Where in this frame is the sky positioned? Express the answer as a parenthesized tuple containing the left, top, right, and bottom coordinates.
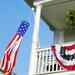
(0, 0, 54, 75)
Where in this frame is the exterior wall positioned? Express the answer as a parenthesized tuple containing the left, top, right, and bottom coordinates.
(64, 33, 75, 43)
(54, 30, 75, 44)
(54, 30, 64, 44)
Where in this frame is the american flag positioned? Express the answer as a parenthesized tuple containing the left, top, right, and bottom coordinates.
(0, 21, 30, 75)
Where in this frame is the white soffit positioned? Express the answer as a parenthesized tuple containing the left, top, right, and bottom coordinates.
(41, 0, 75, 30)
(33, 0, 53, 6)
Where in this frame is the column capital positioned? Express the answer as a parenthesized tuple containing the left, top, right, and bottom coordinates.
(33, 0, 52, 6)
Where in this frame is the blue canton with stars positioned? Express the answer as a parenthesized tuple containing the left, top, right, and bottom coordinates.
(17, 21, 30, 36)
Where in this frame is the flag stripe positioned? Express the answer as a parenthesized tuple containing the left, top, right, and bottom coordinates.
(1, 35, 19, 69)
(0, 21, 29, 74)
(5, 35, 19, 54)
(7, 37, 22, 73)
(4, 35, 21, 72)
(1, 35, 21, 73)
(6, 34, 18, 49)
(7, 46, 20, 75)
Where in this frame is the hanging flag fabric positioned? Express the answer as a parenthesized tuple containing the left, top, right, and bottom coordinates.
(0, 21, 30, 75)
(51, 43, 75, 70)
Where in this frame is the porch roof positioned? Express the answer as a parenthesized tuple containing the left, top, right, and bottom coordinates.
(25, 0, 75, 33)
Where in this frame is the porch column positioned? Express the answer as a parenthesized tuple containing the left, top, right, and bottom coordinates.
(29, 5, 42, 75)
(54, 31, 64, 44)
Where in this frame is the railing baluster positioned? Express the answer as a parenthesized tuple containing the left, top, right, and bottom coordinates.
(51, 51, 53, 72)
(36, 52, 39, 73)
(46, 50, 49, 71)
(37, 52, 40, 73)
(54, 57, 56, 71)
(47, 50, 50, 72)
(40, 51, 43, 73)
(36, 47, 65, 74)
(40, 51, 42, 73)
(48, 50, 50, 72)
(45, 51, 47, 72)
(42, 51, 45, 72)
(58, 64, 60, 71)
(51, 52, 53, 72)
(56, 60, 58, 71)
(38, 51, 41, 73)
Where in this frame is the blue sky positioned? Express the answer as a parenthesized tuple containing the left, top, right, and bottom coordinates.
(0, 0, 53, 75)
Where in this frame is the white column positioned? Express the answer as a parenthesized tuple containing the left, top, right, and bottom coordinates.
(29, 5, 42, 75)
(54, 31, 64, 44)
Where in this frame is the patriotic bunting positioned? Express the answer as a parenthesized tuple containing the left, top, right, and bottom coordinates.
(0, 21, 30, 75)
(51, 43, 75, 70)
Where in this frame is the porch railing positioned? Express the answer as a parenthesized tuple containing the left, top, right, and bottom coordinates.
(35, 47, 66, 74)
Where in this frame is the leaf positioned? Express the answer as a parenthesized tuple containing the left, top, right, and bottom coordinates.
(65, 9, 75, 31)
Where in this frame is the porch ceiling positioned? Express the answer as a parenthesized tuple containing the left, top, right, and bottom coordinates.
(42, 0, 75, 30)
(25, 0, 75, 32)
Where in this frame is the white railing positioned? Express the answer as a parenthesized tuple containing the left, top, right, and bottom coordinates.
(35, 47, 66, 75)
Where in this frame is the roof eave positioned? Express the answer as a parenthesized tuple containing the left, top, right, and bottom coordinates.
(24, 0, 54, 31)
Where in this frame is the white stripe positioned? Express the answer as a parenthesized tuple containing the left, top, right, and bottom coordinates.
(7, 37, 22, 71)
(0, 43, 15, 70)
(2, 53, 7, 70)
(0, 56, 4, 68)
(66, 49, 75, 55)
(0, 35, 20, 71)
(5, 35, 19, 54)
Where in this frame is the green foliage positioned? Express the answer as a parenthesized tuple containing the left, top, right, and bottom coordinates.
(14, 73, 16, 75)
(65, 9, 75, 31)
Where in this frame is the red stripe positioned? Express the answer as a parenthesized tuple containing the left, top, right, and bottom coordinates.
(1, 34, 21, 74)
(5, 36, 21, 74)
(11, 46, 20, 68)
(64, 44, 75, 51)
(1, 55, 5, 68)
(4, 48, 13, 72)
(6, 34, 18, 49)
(1, 34, 20, 72)
(8, 46, 20, 74)
(16, 35, 21, 41)
(4, 53, 9, 72)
